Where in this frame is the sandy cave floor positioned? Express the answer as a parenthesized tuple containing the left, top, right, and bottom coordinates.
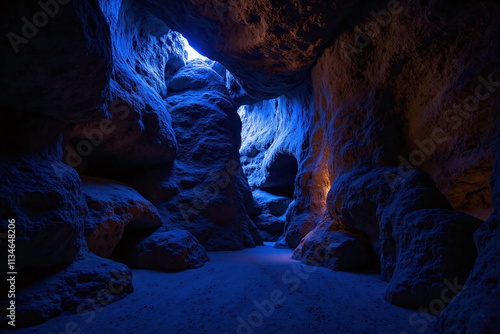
(13, 243, 427, 334)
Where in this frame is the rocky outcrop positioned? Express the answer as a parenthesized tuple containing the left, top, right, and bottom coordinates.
(132, 0, 394, 102)
(81, 176, 162, 258)
(115, 229, 209, 271)
(292, 219, 369, 272)
(1, 252, 133, 328)
(0, 140, 86, 271)
(436, 115, 500, 332)
(62, 1, 181, 174)
(133, 59, 257, 250)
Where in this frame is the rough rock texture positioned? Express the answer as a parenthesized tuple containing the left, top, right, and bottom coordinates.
(115, 229, 209, 271)
(241, 0, 499, 246)
(0, 141, 86, 271)
(327, 166, 482, 307)
(292, 219, 369, 272)
(385, 209, 481, 308)
(81, 176, 162, 258)
(133, 0, 393, 102)
(62, 1, 182, 174)
(252, 213, 284, 235)
(1, 0, 205, 328)
(436, 114, 500, 332)
(252, 189, 292, 218)
(2, 0, 500, 330)
(0, 252, 133, 328)
(133, 59, 257, 250)
(0, 1, 109, 121)
(239, 80, 327, 249)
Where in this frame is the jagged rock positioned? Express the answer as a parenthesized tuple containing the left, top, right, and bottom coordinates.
(133, 60, 257, 250)
(118, 229, 209, 271)
(252, 189, 293, 218)
(0, 252, 133, 328)
(81, 176, 162, 258)
(0, 142, 86, 271)
(292, 219, 369, 272)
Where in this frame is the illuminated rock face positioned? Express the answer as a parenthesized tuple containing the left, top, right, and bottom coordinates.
(132, 59, 258, 250)
(131, 0, 390, 102)
(224, 0, 500, 325)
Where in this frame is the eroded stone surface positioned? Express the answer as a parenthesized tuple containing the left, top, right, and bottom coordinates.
(82, 176, 162, 258)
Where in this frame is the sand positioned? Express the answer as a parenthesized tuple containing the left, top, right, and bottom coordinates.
(13, 243, 425, 334)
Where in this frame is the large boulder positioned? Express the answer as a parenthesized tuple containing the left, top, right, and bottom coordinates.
(116, 229, 209, 271)
(326, 167, 482, 308)
(252, 189, 293, 218)
(81, 176, 162, 258)
(0, 252, 133, 328)
(292, 219, 369, 272)
(436, 112, 500, 333)
(0, 141, 87, 271)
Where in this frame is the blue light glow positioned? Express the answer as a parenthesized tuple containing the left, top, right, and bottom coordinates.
(182, 37, 206, 60)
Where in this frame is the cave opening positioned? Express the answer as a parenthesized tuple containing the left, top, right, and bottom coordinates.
(181, 36, 206, 61)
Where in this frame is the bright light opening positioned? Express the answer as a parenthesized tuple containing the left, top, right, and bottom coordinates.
(182, 37, 206, 61)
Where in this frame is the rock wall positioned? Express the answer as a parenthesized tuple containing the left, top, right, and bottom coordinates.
(0, 0, 254, 327)
(1, 0, 499, 331)
(235, 0, 500, 328)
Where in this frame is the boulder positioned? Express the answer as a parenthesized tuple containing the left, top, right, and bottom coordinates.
(384, 209, 482, 308)
(436, 115, 500, 332)
(252, 189, 293, 218)
(252, 213, 285, 235)
(118, 229, 209, 271)
(0, 252, 133, 328)
(81, 176, 163, 258)
(292, 219, 369, 272)
(0, 142, 87, 271)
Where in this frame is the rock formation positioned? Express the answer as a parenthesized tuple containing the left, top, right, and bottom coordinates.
(1, 0, 499, 331)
